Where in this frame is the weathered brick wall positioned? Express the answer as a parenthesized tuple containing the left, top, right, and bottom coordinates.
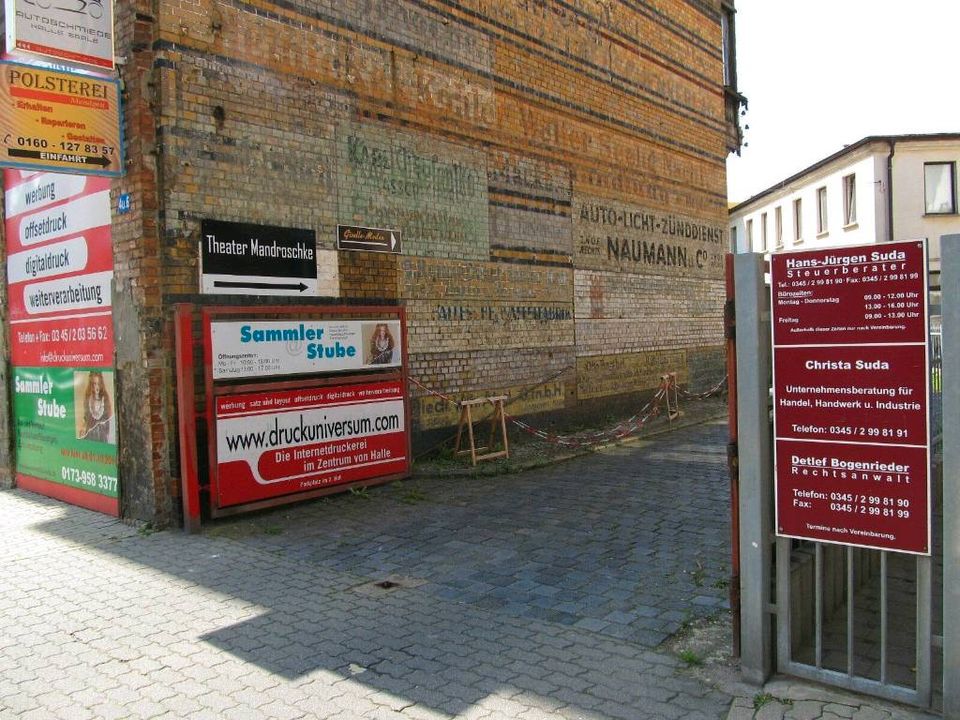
(112, 0, 175, 524)
(109, 0, 730, 523)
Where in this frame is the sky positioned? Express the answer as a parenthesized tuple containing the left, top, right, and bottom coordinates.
(726, 0, 960, 204)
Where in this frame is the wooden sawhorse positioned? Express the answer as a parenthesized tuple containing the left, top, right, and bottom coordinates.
(454, 396, 510, 466)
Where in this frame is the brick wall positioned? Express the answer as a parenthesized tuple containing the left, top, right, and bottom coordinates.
(107, 0, 731, 523)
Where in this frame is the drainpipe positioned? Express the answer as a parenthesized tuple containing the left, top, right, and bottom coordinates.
(886, 140, 895, 242)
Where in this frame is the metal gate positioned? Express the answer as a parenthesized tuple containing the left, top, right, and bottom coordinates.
(732, 240, 959, 714)
(774, 540, 935, 706)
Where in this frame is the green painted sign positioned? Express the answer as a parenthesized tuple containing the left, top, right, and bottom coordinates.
(13, 366, 118, 498)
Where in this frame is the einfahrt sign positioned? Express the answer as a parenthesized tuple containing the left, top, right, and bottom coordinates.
(771, 240, 931, 554)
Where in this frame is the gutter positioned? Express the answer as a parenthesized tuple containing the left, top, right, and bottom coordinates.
(886, 139, 895, 242)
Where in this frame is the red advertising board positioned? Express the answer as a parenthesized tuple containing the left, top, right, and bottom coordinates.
(5, 171, 114, 369)
(214, 379, 409, 508)
(5, 169, 118, 517)
(771, 241, 930, 554)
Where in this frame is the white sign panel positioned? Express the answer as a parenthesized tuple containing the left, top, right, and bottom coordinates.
(5, 0, 115, 70)
(211, 319, 402, 380)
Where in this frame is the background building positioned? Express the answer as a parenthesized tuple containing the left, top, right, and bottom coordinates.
(729, 133, 960, 313)
(2, 0, 743, 524)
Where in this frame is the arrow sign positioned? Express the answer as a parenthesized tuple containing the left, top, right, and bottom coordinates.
(337, 225, 403, 254)
(214, 280, 308, 292)
(200, 219, 318, 296)
(8, 148, 111, 167)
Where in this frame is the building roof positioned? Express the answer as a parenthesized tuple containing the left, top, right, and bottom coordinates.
(729, 133, 960, 214)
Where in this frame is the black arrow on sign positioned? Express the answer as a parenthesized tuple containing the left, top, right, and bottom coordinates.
(8, 148, 111, 167)
(214, 280, 309, 292)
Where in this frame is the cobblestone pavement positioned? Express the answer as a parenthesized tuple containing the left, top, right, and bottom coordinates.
(0, 419, 937, 719)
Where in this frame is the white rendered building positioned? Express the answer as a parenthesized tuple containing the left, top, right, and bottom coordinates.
(729, 134, 960, 313)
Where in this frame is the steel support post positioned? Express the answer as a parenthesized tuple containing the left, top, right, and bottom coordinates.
(735, 253, 773, 683)
(942, 234, 960, 718)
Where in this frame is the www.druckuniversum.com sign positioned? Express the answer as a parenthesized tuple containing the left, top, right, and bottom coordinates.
(211, 319, 402, 380)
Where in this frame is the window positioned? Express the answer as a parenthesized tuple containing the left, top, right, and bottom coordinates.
(843, 174, 857, 226)
(793, 198, 802, 242)
(730, 225, 738, 252)
(760, 212, 768, 250)
(925, 162, 956, 214)
(816, 186, 828, 234)
(746, 218, 753, 249)
(774, 206, 783, 248)
(721, 2, 737, 88)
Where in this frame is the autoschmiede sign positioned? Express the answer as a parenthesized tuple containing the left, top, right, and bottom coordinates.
(211, 319, 402, 379)
(4, 0, 115, 70)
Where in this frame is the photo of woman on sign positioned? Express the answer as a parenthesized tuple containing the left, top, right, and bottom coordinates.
(367, 323, 395, 365)
(76, 371, 115, 443)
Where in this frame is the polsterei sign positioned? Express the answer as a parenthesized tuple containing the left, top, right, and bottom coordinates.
(214, 380, 409, 507)
(770, 240, 930, 554)
(0, 61, 123, 176)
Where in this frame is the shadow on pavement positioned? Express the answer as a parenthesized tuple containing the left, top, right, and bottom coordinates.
(6, 419, 734, 719)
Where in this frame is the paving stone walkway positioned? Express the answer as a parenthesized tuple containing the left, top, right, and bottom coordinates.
(0, 419, 937, 719)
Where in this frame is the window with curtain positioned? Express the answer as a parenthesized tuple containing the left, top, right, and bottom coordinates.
(924, 162, 956, 214)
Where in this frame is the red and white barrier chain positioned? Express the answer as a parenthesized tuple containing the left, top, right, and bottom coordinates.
(676, 374, 728, 400)
(409, 371, 727, 450)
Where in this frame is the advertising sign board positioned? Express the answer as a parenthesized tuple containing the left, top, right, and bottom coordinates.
(337, 224, 402, 254)
(771, 240, 930, 554)
(210, 318, 402, 379)
(214, 379, 409, 507)
(0, 61, 123, 176)
(200, 219, 318, 295)
(5, 168, 118, 515)
(4, 0, 115, 70)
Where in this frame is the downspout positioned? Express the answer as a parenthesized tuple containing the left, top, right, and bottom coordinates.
(886, 140, 895, 242)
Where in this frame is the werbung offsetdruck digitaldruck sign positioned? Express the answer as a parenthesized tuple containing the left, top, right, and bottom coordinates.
(211, 319, 402, 379)
(5, 169, 118, 516)
(771, 240, 930, 554)
(214, 380, 409, 507)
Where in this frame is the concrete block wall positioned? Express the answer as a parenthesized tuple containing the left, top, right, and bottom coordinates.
(105, 0, 731, 523)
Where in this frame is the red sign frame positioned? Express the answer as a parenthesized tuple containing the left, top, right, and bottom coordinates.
(771, 240, 931, 554)
(174, 304, 410, 524)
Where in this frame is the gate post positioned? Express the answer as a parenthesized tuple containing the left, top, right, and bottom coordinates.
(942, 234, 960, 718)
(734, 253, 773, 683)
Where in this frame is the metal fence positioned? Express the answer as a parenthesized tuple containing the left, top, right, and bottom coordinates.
(733, 250, 952, 712)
